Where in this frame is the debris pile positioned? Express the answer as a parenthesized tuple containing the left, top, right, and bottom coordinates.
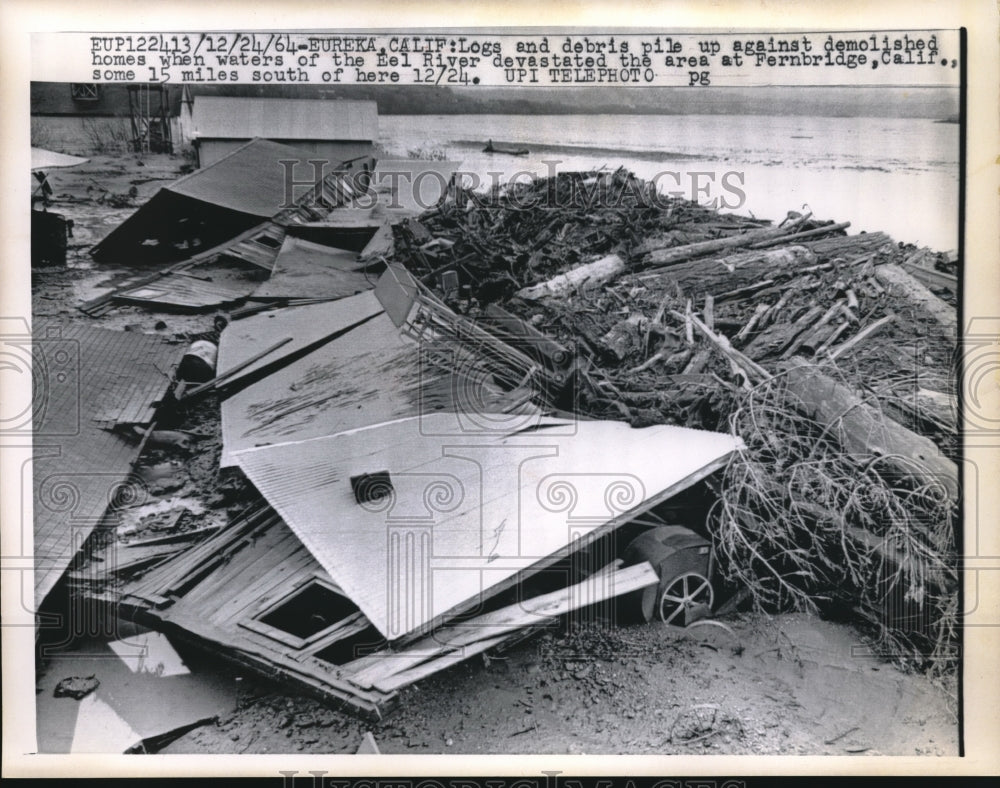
(387, 167, 959, 673)
(40, 157, 959, 726)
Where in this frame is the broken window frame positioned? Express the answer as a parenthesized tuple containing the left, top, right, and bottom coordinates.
(240, 574, 363, 650)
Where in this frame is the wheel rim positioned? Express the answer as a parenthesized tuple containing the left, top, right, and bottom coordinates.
(658, 571, 713, 626)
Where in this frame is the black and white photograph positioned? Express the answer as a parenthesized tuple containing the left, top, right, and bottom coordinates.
(2, 1, 998, 778)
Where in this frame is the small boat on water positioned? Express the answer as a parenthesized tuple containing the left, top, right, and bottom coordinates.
(483, 139, 529, 156)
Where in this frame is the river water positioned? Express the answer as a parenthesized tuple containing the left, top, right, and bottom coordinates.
(378, 114, 959, 252)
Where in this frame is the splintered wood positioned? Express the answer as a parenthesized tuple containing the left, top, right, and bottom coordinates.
(387, 168, 958, 672)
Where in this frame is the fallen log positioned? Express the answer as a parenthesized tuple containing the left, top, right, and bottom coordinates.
(515, 253, 626, 300)
(640, 217, 809, 267)
(903, 264, 958, 292)
(750, 220, 851, 248)
(779, 358, 958, 502)
(882, 386, 958, 434)
(805, 231, 891, 258)
(874, 264, 956, 334)
(899, 248, 958, 291)
(652, 244, 817, 283)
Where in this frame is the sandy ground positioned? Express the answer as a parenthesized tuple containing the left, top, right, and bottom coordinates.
(32, 152, 959, 757)
(163, 613, 957, 756)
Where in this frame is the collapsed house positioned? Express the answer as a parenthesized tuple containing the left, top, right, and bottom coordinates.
(80, 149, 458, 318)
(90, 137, 375, 265)
(44, 155, 959, 727)
(100, 263, 742, 717)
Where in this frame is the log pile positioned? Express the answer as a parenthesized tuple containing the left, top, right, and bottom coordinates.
(387, 168, 960, 674)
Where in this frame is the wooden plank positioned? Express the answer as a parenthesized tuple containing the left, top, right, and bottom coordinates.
(348, 561, 657, 688)
(371, 634, 511, 694)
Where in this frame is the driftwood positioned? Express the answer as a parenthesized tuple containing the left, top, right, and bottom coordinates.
(750, 220, 850, 248)
(781, 300, 844, 359)
(742, 306, 821, 360)
(900, 248, 958, 292)
(779, 358, 958, 502)
(516, 253, 626, 299)
(640, 217, 809, 267)
(874, 264, 956, 334)
(648, 244, 817, 287)
(814, 321, 851, 355)
(826, 313, 896, 360)
(882, 386, 958, 433)
(672, 311, 770, 384)
(601, 313, 648, 360)
(734, 303, 770, 342)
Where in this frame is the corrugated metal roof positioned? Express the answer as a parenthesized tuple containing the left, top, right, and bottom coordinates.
(31, 323, 183, 605)
(232, 415, 743, 640)
(166, 138, 322, 218)
(193, 97, 378, 142)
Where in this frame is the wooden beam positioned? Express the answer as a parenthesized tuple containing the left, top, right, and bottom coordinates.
(359, 561, 659, 692)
